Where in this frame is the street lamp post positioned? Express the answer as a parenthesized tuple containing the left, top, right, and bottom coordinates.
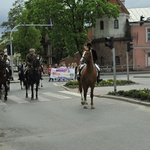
(10, 23, 53, 80)
(10, 23, 21, 80)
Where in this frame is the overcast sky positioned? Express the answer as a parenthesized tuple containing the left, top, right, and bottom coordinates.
(0, 0, 150, 35)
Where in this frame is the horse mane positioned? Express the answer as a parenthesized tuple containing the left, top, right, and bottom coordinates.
(0, 60, 6, 71)
(32, 58, 40, 69)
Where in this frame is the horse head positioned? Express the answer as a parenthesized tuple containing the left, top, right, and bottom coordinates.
(32, 58, 40, 69)
(80, 49, 92, 64)
(0, 60, 6, 71)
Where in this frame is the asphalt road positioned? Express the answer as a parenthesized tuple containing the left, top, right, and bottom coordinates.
(0, 73, 150, 150)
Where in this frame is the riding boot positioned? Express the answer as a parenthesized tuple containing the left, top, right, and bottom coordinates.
(77, 69, 81, 81)
(18, 73, 21, 80)
(40, 70, 43, 80)
(97, 70, 101, 83)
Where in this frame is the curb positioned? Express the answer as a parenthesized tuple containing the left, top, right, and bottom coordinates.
(61, 85, 150, 107)
(95, 94, 150, 107)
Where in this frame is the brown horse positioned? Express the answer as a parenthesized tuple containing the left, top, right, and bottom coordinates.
(24, 58, 41, 100)
(78, 48, 97, 109)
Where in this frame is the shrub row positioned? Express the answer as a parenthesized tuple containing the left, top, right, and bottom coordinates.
(64, 79, 136, 88)
(108, 88, 150, 101)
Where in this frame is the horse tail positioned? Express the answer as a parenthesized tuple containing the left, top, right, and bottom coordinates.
(78, 82, 82, 93)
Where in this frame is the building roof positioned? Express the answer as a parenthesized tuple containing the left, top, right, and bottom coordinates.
(109, 0, 129, 14)
(128, 7, 150, 22)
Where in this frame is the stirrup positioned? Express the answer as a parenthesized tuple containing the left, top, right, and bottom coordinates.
(97, 78, 102, 83)
(77, 75, 80, 81)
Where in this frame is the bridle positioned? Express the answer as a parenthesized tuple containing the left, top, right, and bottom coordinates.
(80, 50, 87, 64)
(80, 49, 92, 64)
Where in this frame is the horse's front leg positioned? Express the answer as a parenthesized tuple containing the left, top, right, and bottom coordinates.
(90, 87, 95, 109)
(35, 84, 38, 100)
(4, 84, 7, 101)
(83, 88, 88, 109)
(20, 81, 23, 89)
(79, 84, 84, 105)
(80, 91, 84, 105)
(25, 83, 28, 98)
(31, 84, 34, 100)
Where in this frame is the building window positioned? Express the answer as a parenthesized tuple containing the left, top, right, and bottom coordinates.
(147, 28, 150, 42)
(100, 21, 104, 30)
(115, 56, 120, 65)
(114, 20, 119, 29)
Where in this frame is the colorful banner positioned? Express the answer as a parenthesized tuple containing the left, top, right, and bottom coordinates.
(50, 68, 75, 80)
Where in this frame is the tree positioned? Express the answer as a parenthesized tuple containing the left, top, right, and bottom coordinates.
(0, 0, 43, 60)
(13, 26, 42, 60)
(24, 0, 120, 58)
(0, 0, 26, 46)
(1, 0, 120, 62)
(1, 0, 25, 30)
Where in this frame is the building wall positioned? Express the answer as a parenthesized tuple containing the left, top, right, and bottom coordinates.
(90, 9, 132, 70)
(94, 13, 129, 39)
(131, 24, 150, 70)
(92, 39, 132, 68)
(59, 53, 81, 67)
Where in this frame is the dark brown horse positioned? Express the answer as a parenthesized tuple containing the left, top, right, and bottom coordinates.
(78, 48, 97, 109)
(24, 58, 41, 100)
(0, 59, 8, 101)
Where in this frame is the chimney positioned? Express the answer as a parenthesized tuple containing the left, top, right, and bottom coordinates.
(120, 0, 125, 5)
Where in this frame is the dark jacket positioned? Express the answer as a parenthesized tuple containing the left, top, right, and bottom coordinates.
(26, 53, 36, 66)
(91, 49, 98, 63)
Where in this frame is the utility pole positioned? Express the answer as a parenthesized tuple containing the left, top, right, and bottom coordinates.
(105, 37, 116, 92)
(126, 41, 133, 81)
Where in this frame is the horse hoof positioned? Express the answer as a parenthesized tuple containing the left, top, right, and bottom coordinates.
(31, 98, 34, 100)
(4, 97, 7, 101)
(91, 105, 95, 109)
(81, 101, 84, 105)
(83, 105, 88, 109)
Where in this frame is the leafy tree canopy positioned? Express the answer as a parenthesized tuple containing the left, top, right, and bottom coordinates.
(24, 0, 120, 57)
(1, 0, 120, 62)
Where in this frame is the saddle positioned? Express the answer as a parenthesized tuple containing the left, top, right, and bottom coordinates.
(79, 64, 98, 75)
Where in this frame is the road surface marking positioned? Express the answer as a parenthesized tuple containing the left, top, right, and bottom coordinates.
(43, 92, 70, 99)
(0, 100, 7, 105)
(38, 96, 51, 102)
(59, 91, 90, 97)
(8, 95, 29, 104)
(59, 91, 81, 97)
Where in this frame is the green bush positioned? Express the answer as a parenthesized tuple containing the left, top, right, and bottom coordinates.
(64, 79, 136, 88)
(108, 88, 150, 102)
(64, 80, 78, 88)
(64, 80, 150, 102)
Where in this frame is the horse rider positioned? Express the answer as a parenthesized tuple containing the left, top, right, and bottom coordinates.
(77, 42, 101, 83)
(0, 52, 11, 89)
(24, 48, 37, 75)
(3, 53, 13, 80)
